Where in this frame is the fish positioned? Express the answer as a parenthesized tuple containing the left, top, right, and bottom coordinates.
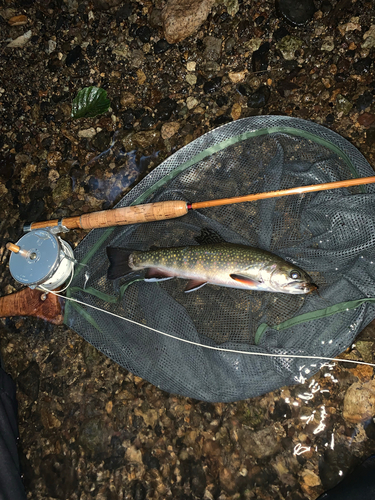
(106, 234, 317, 294)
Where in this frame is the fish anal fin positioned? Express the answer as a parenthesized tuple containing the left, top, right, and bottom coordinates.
(144, 268, 174, 282)
(184, 279, 207, 293)
(230, 274, 260, 287)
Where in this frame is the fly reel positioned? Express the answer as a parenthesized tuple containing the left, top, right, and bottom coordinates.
(7, 228, 75, 292)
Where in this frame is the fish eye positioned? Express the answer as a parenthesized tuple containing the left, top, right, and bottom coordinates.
(290, 270, 301, 280)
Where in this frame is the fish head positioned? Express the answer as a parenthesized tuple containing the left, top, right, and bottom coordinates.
(268, 262, 317, 295)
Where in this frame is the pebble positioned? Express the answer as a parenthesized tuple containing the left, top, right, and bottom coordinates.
(252, 42, 270, 72)
(186, 61, 196, 72)
(162, 0, 216, 44)
(155, 97, 177, 121)
(358, 112, 375, 128)
(231, 102, 242, 120)
(78, 127, 97, 139)
(203, 36, 222, 61)
(277, 35, 303, 60)
(161, 122, 180, 139)
(154, 39, 171, 54)
(186, 73, 197, 86)
(130, 49, 145, 67)
(335, 94, 353, 115)
(136, 25, 151, 43)
(65, 45, 82, 66)
(203, 76, 221, 94)
(355, 90, 374, 111)
(6, 29, 32, 48)
(276, 0, 316, 26)
(248, 85, 271, 108)
(343, 379, 375, 423)
(228, 70, 247, 83)
(321, 36, 335, 51)
(17, 361, 40, 401)
(186, 96, 199, 109)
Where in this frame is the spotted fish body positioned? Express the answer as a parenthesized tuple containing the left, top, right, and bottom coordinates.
(107, 242, 317, 294)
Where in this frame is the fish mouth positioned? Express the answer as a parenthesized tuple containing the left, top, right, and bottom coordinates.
(283, 282, 318, 293)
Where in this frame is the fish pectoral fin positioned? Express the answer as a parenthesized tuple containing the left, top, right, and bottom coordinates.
(230, 274, 261, 286)
(144, 268, 174, 282)
(184, 280, 208, 293)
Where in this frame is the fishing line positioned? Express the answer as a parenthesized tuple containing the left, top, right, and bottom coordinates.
(49, 290, 375, 369)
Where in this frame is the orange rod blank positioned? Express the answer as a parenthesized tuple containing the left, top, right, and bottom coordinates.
(191, 175, 375, 210)
(24, 175, 375, 232)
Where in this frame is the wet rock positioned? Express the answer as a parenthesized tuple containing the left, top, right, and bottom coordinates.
(52, 177, 72, 205)
(115, 2, 132, 22)
(277, 35, 303, 60)
(92, 0, 123, 11)
(149, 8, 163, 28)
(140, 114, 155, 130)
(162, 0, 216, 44)
(136, 25, 151, 44)
(79, 417, 109, 456)
(248, 85, 271, 108)
(92, 129, 112, 151)
(19, 197, 46, 222)
(273, 26, 290, 42)
(130, 49, 145, 67)
(154, 39, 171, 54)
(276, 0, 316, 26)
(155, 97, 177, 121)
(353, 57, 372, 74)
(225, 36, 236, 55)
(17, 361, 40, 401)
(355, 91, 373, 112)
(343, 379, 375, 423)
(161, 121, 180, 139)
(203, 76, 221, 94)
(122, 109, 136, 129)
(335, 94, 353, 115)
(130, 481, 147, 500)
(40, 454, 78, 500)
(78, 127, 96, 139)
(228, 70, 246, 83)
(65, 45, 82, 66)
(252, 42, 270, 72)
(203, 36, 222, 61)
(358, 112, 375, 128)
(0, 152, 15, 181)
(319, 445, 356, 490)
(239, 425, 283, 458)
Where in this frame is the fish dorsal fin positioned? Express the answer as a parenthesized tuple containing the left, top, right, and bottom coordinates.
(230, 274, 261, 287)
(195, 228, 226, 245)
(184, 280, 207, 293)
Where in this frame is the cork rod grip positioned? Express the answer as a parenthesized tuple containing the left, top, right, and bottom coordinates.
(27, 200, 189, 231)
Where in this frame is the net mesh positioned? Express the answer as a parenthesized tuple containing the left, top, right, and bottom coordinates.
(65, 116, 375, 402)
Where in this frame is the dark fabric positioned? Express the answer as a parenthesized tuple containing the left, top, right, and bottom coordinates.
(0, 368, 27, 500)
(317, 455, 375, 500)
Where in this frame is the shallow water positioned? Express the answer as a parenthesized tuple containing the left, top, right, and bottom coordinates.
(1, 0, 375, 498)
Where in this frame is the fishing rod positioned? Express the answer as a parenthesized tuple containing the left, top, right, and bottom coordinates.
(22, 175, 375, 232)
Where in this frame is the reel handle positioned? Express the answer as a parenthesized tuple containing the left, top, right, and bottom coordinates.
(25, 200, 189, 231)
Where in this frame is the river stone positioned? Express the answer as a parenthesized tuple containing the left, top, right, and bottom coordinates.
(248, 85, 271, 108)
(17, 361, 40, 401)
(276, 0, 316, 26)
(203, 36, 222, 61)
(162, 0, 216, 44)
(343, 379, 375, 423)
(238, 424, 283, 458)
(277, 35, 303, 60)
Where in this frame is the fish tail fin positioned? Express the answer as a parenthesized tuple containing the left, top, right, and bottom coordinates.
(106, 247, 133, 280)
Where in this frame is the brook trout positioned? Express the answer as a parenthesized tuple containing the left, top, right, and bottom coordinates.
(106, 242, 317, 294)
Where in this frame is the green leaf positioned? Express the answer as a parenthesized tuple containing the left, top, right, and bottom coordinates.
(71, 86, 111, 119)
